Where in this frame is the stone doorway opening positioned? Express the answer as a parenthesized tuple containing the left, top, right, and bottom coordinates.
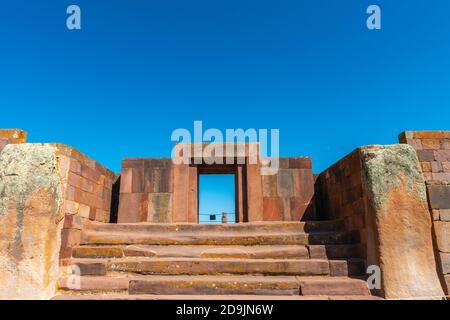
(197, 165, 247, 224)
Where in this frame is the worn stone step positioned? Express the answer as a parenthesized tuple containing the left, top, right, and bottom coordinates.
(308, 244, 365, 259)
(84, 220, 346, 234)
(57, 275, 302, 296)
(65, 257, 330, 276)
(128, 275, 301, 295)
(57, 275, 373, 297)
(58, 276, 129, 294)
(52, 294, 331, 300)
(329, 259, 366, 276)
(297, 277, 370, 296)
(81, 231, 347, 246)
(52, 294, 383, 300)
(72, 245, 310, 259)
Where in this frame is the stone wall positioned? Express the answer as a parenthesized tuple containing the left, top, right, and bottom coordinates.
(118, 158, 173, 223)
(400, 131, 450, 296)
(0, 142, 115, 299)
(399, 131, 450, 181)
(55, 144, 115, 259)
(315, 149, 366, 246)
(117, 144, 315, 223)
(262, 158, 315, 221)
(427, 181, 450, 294)
(0, 129, 27, 152)
(315, 144, 444, 299)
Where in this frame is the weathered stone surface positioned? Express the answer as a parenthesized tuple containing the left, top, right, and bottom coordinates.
(440, 209, 450, 221)
(435, 222, 450, 252)
(0, 144, 64, 299)
(439, 253, 450, 274)
(147, 193, 172, 223)
(427, 184, 450, 209)
(361, 144, 444, 299)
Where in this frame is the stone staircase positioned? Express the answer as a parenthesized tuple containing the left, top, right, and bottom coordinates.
(54, 220, 380, 300)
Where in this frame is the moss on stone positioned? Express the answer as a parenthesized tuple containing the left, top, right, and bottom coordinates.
(0, 143, 63, 219)
(361, 144, 426, 209)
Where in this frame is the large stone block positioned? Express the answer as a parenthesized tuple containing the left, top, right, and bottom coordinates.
(147, 193, 172, 223)
(0, 144, 64, 299)
(118, 193, 147, 223)
(361, 144, 444, 299)
(440, 252, 450, 274)
(435, 222, 450, 253)
(427, 183, 450, 209)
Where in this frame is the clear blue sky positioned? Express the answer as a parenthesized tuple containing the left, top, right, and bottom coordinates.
(199, 174, 235, 224)
(1, 1, 449, 173)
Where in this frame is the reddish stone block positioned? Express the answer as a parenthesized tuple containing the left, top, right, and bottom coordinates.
(59, 246, 72, 259)
(435, 150, 450, 162)
(246, 163, 264, 222)
(61, 229, 81, 247)
(406, 139, 423, 150)
(440, 209, 450, 221)
(118, 193, 147, 223)
(278, 158, 289, 169)
(69, 159, 81, 174)
(435, 222, 450, 252)
(423, 172, 433, 181)
(421, 162, 432, 172)
(428, 184, 450, 209)
(262, 175, 277, 197)
(65, 186, 81, 203)
(120, 168, 132, 193)
(263, 197, 283, 221)
(172, 164, 189, 223)
(187, 165, 198, 223)
(144, 161, 173, 193)
(131, 167, 144, 193)
(430, 162, 442, 173)
(80, 164, 101, 182)
(440, 253, 450, 274)
(422, 139, 441, 150)
(79, 204, 90, 219)
(290, 198, 307, 221)
(329, 260, 349, 276)
(63, 215, 84, 230)
(442, 162, 450, 172)
(80, 177, 94, 193)
(89, 207, 96, 220)
(417, 150, 435, 162)
(432, 173, 450, 181)
(64, 200, 79, 215)
(277, 169, 295, 197)
(413, 131, 450, 139)
(289, 157, 312, 169)
(122, 158, 144, 169)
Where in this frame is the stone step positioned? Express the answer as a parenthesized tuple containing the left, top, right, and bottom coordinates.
(64, 257, 331, 276)
(57, 275, 371, 297)
(297, 277, 370, 296)
(329, 259, 366, 276)
(52, 294, 331, 300)
(84, 220, 346, 234)
(81, 231, 347, 246)
(308, 244, 365, 259)
(58, 275, 301, 296)
(72, 244, 310, 259)
(58, 276, 129, 294)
